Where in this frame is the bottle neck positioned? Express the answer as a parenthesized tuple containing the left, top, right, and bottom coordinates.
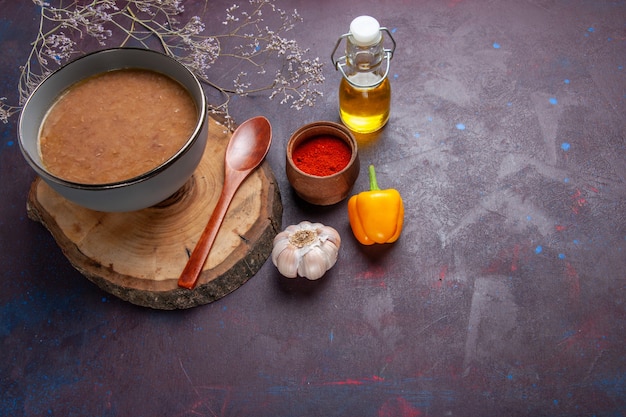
(345, 37, 385, 77)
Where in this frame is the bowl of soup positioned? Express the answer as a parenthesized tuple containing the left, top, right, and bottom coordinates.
(18, 48, 208, 212)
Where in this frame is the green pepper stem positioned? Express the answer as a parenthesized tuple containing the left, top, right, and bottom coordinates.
(368, 164, 380, 191)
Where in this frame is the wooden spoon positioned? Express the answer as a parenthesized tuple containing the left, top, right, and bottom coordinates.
(178, 116, 272, 289)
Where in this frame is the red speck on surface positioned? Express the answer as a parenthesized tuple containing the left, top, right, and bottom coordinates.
(378, 396, 423, 417)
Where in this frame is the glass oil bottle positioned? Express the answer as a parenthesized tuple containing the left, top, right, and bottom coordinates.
(332, 16, 396, 134)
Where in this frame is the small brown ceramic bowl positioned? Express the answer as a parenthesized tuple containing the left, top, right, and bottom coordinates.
(286, 121, 360, 205)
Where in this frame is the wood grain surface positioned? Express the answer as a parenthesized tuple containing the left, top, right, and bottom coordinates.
(26, 117, 282, 309)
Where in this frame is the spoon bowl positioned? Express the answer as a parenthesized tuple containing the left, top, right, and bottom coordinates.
(178, 116, 272, 289)
(226, 117, 273, 171)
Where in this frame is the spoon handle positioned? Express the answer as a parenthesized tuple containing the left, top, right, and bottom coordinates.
(178, 172, 244, 289)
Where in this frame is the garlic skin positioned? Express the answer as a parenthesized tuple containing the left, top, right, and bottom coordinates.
(271, 221, 341, 280)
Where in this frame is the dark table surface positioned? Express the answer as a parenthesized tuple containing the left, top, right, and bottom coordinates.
(2, 1, 626, 416)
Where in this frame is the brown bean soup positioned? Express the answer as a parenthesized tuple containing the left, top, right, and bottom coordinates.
(39, 68, 198, 184)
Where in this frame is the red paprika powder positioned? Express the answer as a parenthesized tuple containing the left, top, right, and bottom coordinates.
(292, 135, 352, 177)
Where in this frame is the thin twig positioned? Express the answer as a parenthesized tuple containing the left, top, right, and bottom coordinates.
(1, 0, 324, 125)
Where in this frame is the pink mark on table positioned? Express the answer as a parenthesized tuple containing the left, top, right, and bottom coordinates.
(483, 244, 524, 275)
(510, 244, 520, 272)
(322, 375, 385, 386)
(558, 316, 610, 352)
(378, 396, 423, 417)
(564, 261, 581, 301)
(439, 264, 448, 281)
(355, 265, 387, 287)
(571, 189, 588, 214)
(433, 264, 450, 289)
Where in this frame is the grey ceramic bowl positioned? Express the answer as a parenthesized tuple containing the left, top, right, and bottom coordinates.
(18, 48, 208, 212)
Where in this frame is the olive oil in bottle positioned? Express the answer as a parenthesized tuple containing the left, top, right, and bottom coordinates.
(339, 76, 390, 134)
(332, 16, 396, 134)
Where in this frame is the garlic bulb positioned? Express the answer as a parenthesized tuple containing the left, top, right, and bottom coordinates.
(271, 221, 341, 280)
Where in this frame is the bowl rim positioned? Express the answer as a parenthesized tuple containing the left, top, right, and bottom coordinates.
(286, 121, 358, 178)
(18, 47, 207, 191)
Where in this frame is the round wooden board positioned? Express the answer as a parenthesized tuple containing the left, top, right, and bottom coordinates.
(26, 116, 283, 310)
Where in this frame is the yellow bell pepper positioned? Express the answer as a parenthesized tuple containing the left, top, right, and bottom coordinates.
(348, 165, 404, 245)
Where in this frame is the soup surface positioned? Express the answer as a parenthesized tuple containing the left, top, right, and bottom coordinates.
(39, 68, 198, 184)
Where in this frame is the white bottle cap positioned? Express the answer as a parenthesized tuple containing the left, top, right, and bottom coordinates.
(349, 15, 382, 46)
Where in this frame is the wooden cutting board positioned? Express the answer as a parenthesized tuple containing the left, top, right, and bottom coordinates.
(26, 116, 282, 309)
